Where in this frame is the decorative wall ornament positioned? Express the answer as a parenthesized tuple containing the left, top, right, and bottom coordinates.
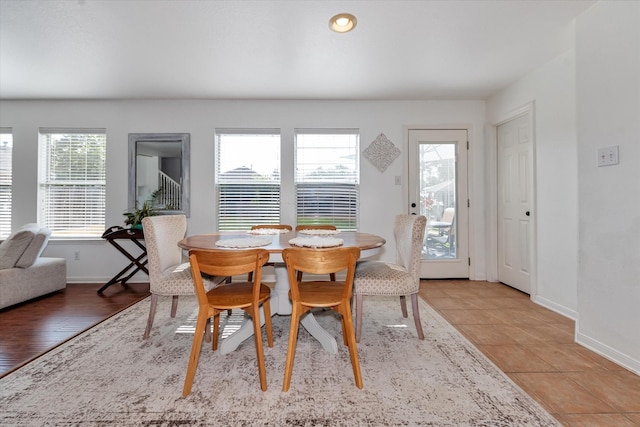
(363, 133, 401, 172)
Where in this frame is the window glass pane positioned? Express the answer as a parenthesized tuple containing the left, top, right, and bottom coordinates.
(0, 131, 12, 239)
(215, 130, 281, 230)
(295, 130, 359, 230)
(420, 143, 457, 260)
(38, 130, 106, 238)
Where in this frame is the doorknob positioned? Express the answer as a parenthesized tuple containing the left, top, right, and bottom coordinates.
(525, 211, 530, 216)
(411, 203, 416, 208)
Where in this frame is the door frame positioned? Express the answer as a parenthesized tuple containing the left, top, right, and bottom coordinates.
(489, 102, 538, 297)
(403, 125, 474, 279)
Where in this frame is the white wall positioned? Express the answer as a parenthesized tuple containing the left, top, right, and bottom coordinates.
(486, 48, 579, 319)
(0, 99, 487, 282)
(574, 1, 640, 374)
(486, 0, 640, 374)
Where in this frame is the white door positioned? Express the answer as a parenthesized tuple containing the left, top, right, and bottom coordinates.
(497, 113, 532, 294)
(408, 129, 469, 278)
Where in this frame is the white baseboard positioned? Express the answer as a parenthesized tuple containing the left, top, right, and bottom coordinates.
(531, 294, 577, 320)
(575, 329, 640, 376)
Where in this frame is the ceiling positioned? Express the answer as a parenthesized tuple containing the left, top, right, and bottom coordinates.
(0, 0, 596, 101)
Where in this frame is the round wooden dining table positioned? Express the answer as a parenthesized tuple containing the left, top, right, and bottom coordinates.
(178, 230, 385, 354)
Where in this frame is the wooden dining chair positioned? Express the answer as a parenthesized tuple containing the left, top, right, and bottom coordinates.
(294, 224, 337, 231)
(246, 224, 293, 281)
(251, 224, 293, 231)
(353, 214, 427, 342)
(182, 248, 273, 396)
(281, 246, 362, 392)
(294, 224, 338, 282)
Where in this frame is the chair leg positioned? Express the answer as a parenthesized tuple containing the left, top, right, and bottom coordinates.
(340, 310, 348, 346)
(340, 301, 363, 389)
(282, 303, 301, 392)
(212, 313, 220, 351)
(263, 300, 274, 347)
(251, 305, 268, 391)
(143, 294, 159, 339)
(204, 317, 212, 343)
(410, 293, 425, 340)
(171, 295, 179, 317)
(355, 294, 363, 343)
(182, 311, 208, 397)
(400, 295, 408, 318)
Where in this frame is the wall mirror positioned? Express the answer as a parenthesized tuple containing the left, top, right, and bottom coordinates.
(128, 133, 190, 216)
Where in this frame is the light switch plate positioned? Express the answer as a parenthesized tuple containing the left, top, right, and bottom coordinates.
(597, 145, 619, 167)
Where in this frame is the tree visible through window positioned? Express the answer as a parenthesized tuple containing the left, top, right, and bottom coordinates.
(295, 129, 359, 230)
(38, 129, 106, 238)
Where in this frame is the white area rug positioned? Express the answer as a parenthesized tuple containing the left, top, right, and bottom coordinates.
(0, 294, 559, 426)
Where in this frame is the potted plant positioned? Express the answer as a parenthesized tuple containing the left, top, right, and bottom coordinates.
(123, 200, 158, 229)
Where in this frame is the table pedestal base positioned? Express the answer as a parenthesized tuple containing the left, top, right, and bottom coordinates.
(218, 263, 338, 355)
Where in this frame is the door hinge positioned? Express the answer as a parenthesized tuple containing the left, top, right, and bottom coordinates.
(467, 199, 470, 208)
(468, 257, 471, 266)
(467, 140, 469, 150)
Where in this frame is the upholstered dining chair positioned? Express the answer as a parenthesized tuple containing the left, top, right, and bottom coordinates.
(294, 224, 338, 282)
(281, 246, 362, 392)
(141, 215, 224, 340)
(353, 214, 427, 342)
(183, 248, 273, 395)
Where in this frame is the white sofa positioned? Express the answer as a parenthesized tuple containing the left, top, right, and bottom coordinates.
(0, 224, 66, 310)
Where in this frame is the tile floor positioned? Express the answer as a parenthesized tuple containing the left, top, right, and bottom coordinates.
(419, 279, 640, 427)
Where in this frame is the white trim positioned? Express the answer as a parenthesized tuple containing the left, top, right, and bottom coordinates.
(38, 127, 106, 135)
(576, 329, 640, 376)
(532, 294, 577, 320)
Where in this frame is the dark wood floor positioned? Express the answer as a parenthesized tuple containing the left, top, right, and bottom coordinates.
(0, 282, 150, 377)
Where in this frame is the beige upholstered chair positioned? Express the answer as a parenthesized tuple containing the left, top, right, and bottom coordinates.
(353, 214, 427, 342)
(281, 246, 362, 392)
(141, 215, 223, 339)
(183, 248, 273, 395)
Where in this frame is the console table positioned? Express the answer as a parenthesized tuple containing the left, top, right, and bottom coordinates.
(98, 226, 148, 294)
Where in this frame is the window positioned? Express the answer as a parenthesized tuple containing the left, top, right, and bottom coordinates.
(0, 129, 12, 239)
(215, 129, 281, 230)
(38, 129, 106, 238)
(295, 129, 359, 230)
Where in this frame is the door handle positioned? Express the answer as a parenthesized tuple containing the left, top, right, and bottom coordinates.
(411, 203, 416, 208)
(525, 211, 530, 216)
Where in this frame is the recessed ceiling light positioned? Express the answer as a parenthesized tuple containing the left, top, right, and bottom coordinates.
(329, 13, 357, 33)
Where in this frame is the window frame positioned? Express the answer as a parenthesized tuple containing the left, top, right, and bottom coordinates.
(38, 128, 107, 239)
(214, 129, 282, 231)
(0, 128, 12, 239)
(294, 128, 360, 231)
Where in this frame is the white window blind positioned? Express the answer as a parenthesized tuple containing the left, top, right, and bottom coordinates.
(215, 129, 281, 230)
(295, 129, 359, 231)
(38, 129, 106, 238)
(0, 129, 12, 239)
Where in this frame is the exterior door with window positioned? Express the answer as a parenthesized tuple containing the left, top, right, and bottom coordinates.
(408, 129, 469, 278)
